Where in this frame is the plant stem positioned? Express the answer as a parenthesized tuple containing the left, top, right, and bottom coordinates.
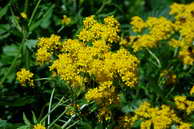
(28, 0, 41, 27)
(145, 47, 162, 68)
(48, 88, 55, 128)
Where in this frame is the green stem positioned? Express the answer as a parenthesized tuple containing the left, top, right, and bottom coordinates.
(145, 47, 162, 68)
(48, 109, 67, 128)
(28, 0, 41, 27)
(96, 0, 111, 14)
(35, 78, 51, 81)
(40, 97, 70, 123)
(48, 88, 55, 128)
(66, 120, 79, 129)
(24, 0, 28, 12)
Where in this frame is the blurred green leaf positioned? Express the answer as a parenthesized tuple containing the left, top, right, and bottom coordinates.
(0, 1, 11, 19)
(24, 40, 37, 50)
(23, 113, 31, 126)
(2, 44, 19, 57)
(29, 4, 55, 32)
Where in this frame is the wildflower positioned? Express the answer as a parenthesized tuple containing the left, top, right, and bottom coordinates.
(190, 85, 194, 95)
(35, 34, 61, 64)
(135, 101, 182, 129)
(169, 39, 184, 48)
(97, 107, 112, 122)
(35, 47, 52, 64)
(78, 16, 120, 43)
(37, 34, 61, 50)
(177, 122, 192, 129)
(174, 96, 194, 114)
(33, 124, 46, 129)
(83, 15, 97, 29)
(20, 12, 27, 19)
(130, 16, 147, 32)
(61, 15, 71, 25)
(16, 68, 34, 87)
(85, 81, 115, 103)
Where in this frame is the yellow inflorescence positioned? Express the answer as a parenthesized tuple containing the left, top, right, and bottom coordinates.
(130, 16, 147, 32)
(190, 85, 194, 95)
(174, 96, 194, 114)
(35, 34, 61, 64)
(78, 16, 120, 43)
(133, 101, 191, 129)
(61, 15, 71, 25)
(129, 16, 174, 51)
(20, 12, 27, 19)
(33, 124, 46, 129)
(46, 16, 139, 123)
(16, 68, 34, 87)
(128, 2, 194, 65)
(170, 2, 194, 65)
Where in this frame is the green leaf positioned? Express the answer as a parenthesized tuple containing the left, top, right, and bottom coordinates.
(0, 24, 10, 35)
(29, 5, 55, 32)
(24, 40, 37, 50)
(23, 113, 31, 126)
(2, 44, 19, 57)
(32, 111, 38, 124)
(0, 120, 9, 127)
(0, 1, 11, 19)
(17, 125, 30, 129)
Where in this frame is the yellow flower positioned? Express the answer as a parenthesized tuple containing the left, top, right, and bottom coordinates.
(135, 102, 182, 129)
(61, 15, 71, 25)
(36, 47, 52, 64)
(78, 15, 120, 43)
(33, 124, 46, 129)
(177, 122, 192, 129)
(174, 96, 194, 114)
(130, 16, 147, 32)
(16, 68, 34, 87)
(190, 85, 194, 95)
(20, 12, 27, 19)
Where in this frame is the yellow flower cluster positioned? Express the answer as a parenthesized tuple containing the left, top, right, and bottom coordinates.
(169, 2, 194, 65)
(35, 34, 61, 64)
(85, 81, 116, 104)
(130, 16, 174, 51)
(61, 15, 71, 25)
(128, 2, 194, 65)
(78, 16, 120, 43)
(131, 101, 192, 129)
(130, 16, 147, 32)
(116, 115, 138, 129)
(50, 38, 139, 88)
(135, 102, 180, 129)
(174, 96, 194, 114)
(190, 85, 194, 95)
(20, 12, 27, 19)
(45, 16, 139, 123)
(33, 124, 46, 129)
(16, 68, 34, 87)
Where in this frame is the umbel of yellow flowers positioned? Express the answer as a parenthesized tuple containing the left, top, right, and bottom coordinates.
(16, 68, 34, 87)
